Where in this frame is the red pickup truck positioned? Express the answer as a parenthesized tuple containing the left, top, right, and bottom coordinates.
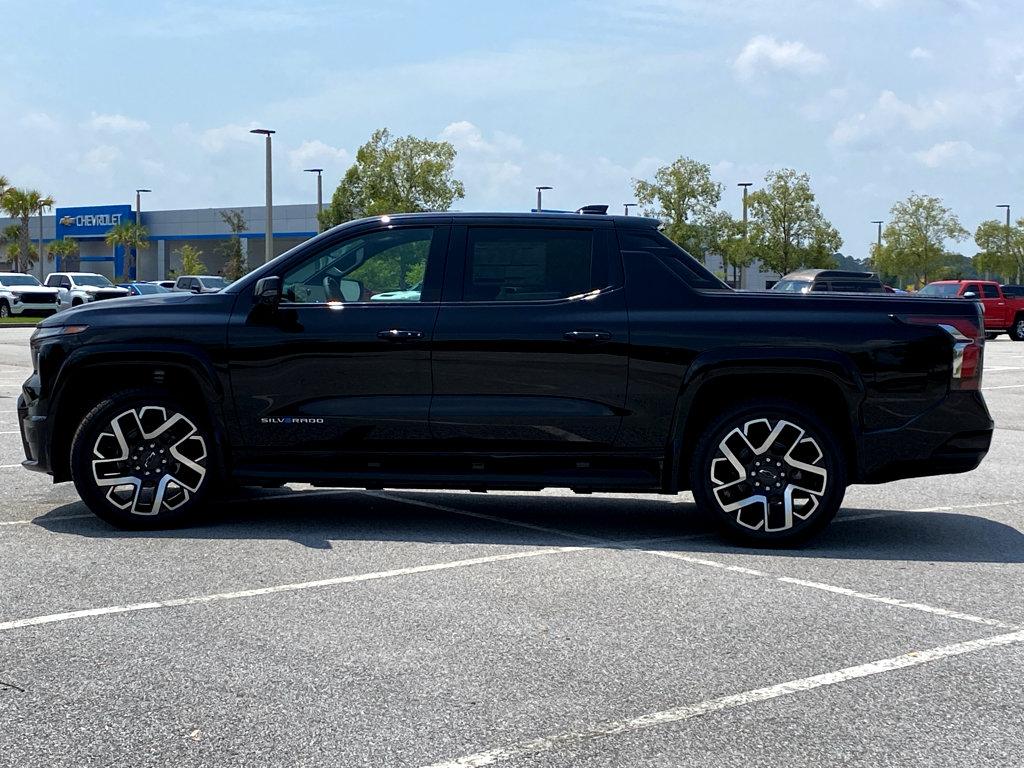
(919, 279, 1024, 340)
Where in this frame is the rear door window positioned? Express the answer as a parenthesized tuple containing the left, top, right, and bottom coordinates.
(462, 227, 599, 302)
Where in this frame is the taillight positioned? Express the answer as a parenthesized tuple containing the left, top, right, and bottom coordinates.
(900, 315, 984, 390)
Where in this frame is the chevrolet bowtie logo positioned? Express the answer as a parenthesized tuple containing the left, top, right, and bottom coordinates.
(59, 216, 75, 226)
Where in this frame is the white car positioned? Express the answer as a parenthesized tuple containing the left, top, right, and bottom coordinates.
(0, 273, 61, 317)
(44, 272, 130, 307)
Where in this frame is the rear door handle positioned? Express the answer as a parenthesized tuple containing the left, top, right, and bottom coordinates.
(377, 329, 424, 341)
(563, 330, 612, 342)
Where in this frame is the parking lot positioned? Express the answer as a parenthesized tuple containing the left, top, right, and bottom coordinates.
(0, 325, 1022, 767)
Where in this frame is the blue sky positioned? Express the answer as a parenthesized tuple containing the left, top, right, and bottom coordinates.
(2, 0, 1021, 257)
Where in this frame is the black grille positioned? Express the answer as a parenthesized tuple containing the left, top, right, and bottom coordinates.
(94, 290, 127, 301)
(19, 292, 57, 304)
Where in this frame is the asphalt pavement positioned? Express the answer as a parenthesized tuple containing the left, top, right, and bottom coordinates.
(0, 327, 1021, 767)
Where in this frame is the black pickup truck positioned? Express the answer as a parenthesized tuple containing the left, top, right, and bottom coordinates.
(18, 211, 994, 544)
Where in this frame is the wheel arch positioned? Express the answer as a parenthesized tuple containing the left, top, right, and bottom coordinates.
(48, 347, 230, 482)
(663, 350, 865, 492)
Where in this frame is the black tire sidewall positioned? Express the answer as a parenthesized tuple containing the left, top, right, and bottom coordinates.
(0, 301, 9, 318)
(70, 390, 215, 529)
(1010, 318, 1024, 342)
(690, 400, 847, 546)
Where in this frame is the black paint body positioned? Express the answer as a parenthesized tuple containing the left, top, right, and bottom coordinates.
(19, 212, 994, 495)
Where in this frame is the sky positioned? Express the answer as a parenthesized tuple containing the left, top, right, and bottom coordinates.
(1, 0, 1022, 257)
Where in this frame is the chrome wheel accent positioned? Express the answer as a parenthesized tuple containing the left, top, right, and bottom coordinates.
(0, 303, 9, 318)
(91, 406, 207, 516)
(1016, 319, 1024, 338)
(709, 418, 828, 533)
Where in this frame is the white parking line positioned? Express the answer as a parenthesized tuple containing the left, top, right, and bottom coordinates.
(985, 384, 1024, 390)
(371, 492, 1016, 630)
(0, 546, 584, 634)
(433, 628, 1024, 768)
(0, 513, 92, 527)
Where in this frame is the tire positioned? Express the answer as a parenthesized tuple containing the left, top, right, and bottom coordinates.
(1010, 316, 1024, 342)
(71, 297, 83, 307)
(0, 301, 9, 318)
(690, 399, 847, 546)
(985, 331, 1000, 341)
(70, 389, 216, 529)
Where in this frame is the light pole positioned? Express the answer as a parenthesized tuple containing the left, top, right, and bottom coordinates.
(305, 168, 324, 232)
(37, 200, 50, 282)
(251, 128, 275, 262)
(737, 182, 753, 289)
(535, 186, 552, 212)
(997, 204, 1011, 282)
(623, 203, 638, 216)
(871, 220, 883, 250)
(133, 189, 151, 281)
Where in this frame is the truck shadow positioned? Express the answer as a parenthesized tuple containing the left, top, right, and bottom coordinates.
(30, 488, 1024, 564)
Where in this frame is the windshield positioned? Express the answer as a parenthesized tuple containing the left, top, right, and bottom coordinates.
(0, 275, 41, 287)
(75, 275, 114, 287)
(772, 280, 812, 293)
(135, 284, 169, 294)
(918, 283, 961, 297)
(201, 277, 228, 289)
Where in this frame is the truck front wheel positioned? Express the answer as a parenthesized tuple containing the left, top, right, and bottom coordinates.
(690, 400, 847, 546)
(70, 389, 216, 529)
(1010, 316, 1024, 342)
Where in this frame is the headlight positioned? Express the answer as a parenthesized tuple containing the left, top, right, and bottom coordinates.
(30, 325, 89, 342)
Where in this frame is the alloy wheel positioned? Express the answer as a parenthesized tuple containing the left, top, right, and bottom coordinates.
(709, 417, 828, 533)
(90, 406, 208, 515)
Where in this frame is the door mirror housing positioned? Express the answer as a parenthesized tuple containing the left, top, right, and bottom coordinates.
(963, 291, 978, 299)
(254, 276, 282, 306)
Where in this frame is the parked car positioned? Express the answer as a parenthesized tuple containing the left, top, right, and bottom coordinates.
(148, 280, 177, 290)
(771, 269, 886, 294)
(19, 210, 993, 545)
(173, 275, 229, 293)
(118, 282, 173, 297)
(0, 273, 60, 317)
(44, 272, 130, 306)
(918, 279, 1024, 341)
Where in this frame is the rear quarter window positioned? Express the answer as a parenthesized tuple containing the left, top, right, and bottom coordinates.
(617, 229, 726, 290)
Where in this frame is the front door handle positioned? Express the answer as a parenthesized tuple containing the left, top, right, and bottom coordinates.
(377, 328, 424, 341)
(563, 330, 612, 342)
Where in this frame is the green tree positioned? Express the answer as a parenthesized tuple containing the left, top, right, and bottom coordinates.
(874, 193, 968, 288)
(711, 212, 760, 284)
(218, 209, 248, 280)
(105, 222, 149, 281)
(973, 218, 1024, 283)
(176, 244, 207, 275)
(3, 224, 37, 268)
(745, 169, 841, 276)
(632, 157, 724, 261)
(320, 128, 465, 229)
(1, 188, 54, 273)
(49, 237, 80, 272)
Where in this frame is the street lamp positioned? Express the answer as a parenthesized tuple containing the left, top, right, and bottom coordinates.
(997, 205, 1011, 282)
(37, 199, 52, 282)
(736, 183, 753, 289)
(251, 128, 275, 263)
(131, 189, 151, 281)
(535, 186, 552, 212)
(871, 220, 883, 249)
(623, 203, 638, 216)
(304, 168, 324, 232)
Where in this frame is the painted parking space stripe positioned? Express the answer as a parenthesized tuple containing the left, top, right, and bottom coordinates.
(0, 546, 584, 634)
(432, 629, 1024, 768)
(371, 492, 1016, 630)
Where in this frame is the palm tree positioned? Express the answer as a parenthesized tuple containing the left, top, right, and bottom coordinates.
(105, 221, 149, 281)
(0, 175, 9, 199)
(1, 188, 54, 273)
(49, 237, 80, 272)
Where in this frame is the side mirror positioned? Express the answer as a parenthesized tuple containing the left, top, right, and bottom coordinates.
(190, 285, 202, 293)
(254, 276, 282, 306)
(963, 291, 978, 299)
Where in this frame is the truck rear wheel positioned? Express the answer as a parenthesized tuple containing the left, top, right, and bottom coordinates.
(70, 389, 215, 529)
(1010, 316, 1024, 342)
(690, 399, 847, 546)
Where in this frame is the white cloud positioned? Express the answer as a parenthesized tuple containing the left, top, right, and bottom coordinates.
(913, 140, 997, 168)
(909, 46, 933, 60)
(186, 121, 264, 153)
(20, 111, 59, 132)
(286, 140, 350, 172)
(78, 145, 121, 173)
(83, 112, 150, 132)
(733, 35, 827, 80)
(830, 89, 955, 147)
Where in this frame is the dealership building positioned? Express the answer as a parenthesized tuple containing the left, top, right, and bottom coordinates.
(0, 203, 319, 282)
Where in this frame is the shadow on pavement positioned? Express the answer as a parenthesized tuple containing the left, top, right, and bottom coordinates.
(29, 487, 1024, 564)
